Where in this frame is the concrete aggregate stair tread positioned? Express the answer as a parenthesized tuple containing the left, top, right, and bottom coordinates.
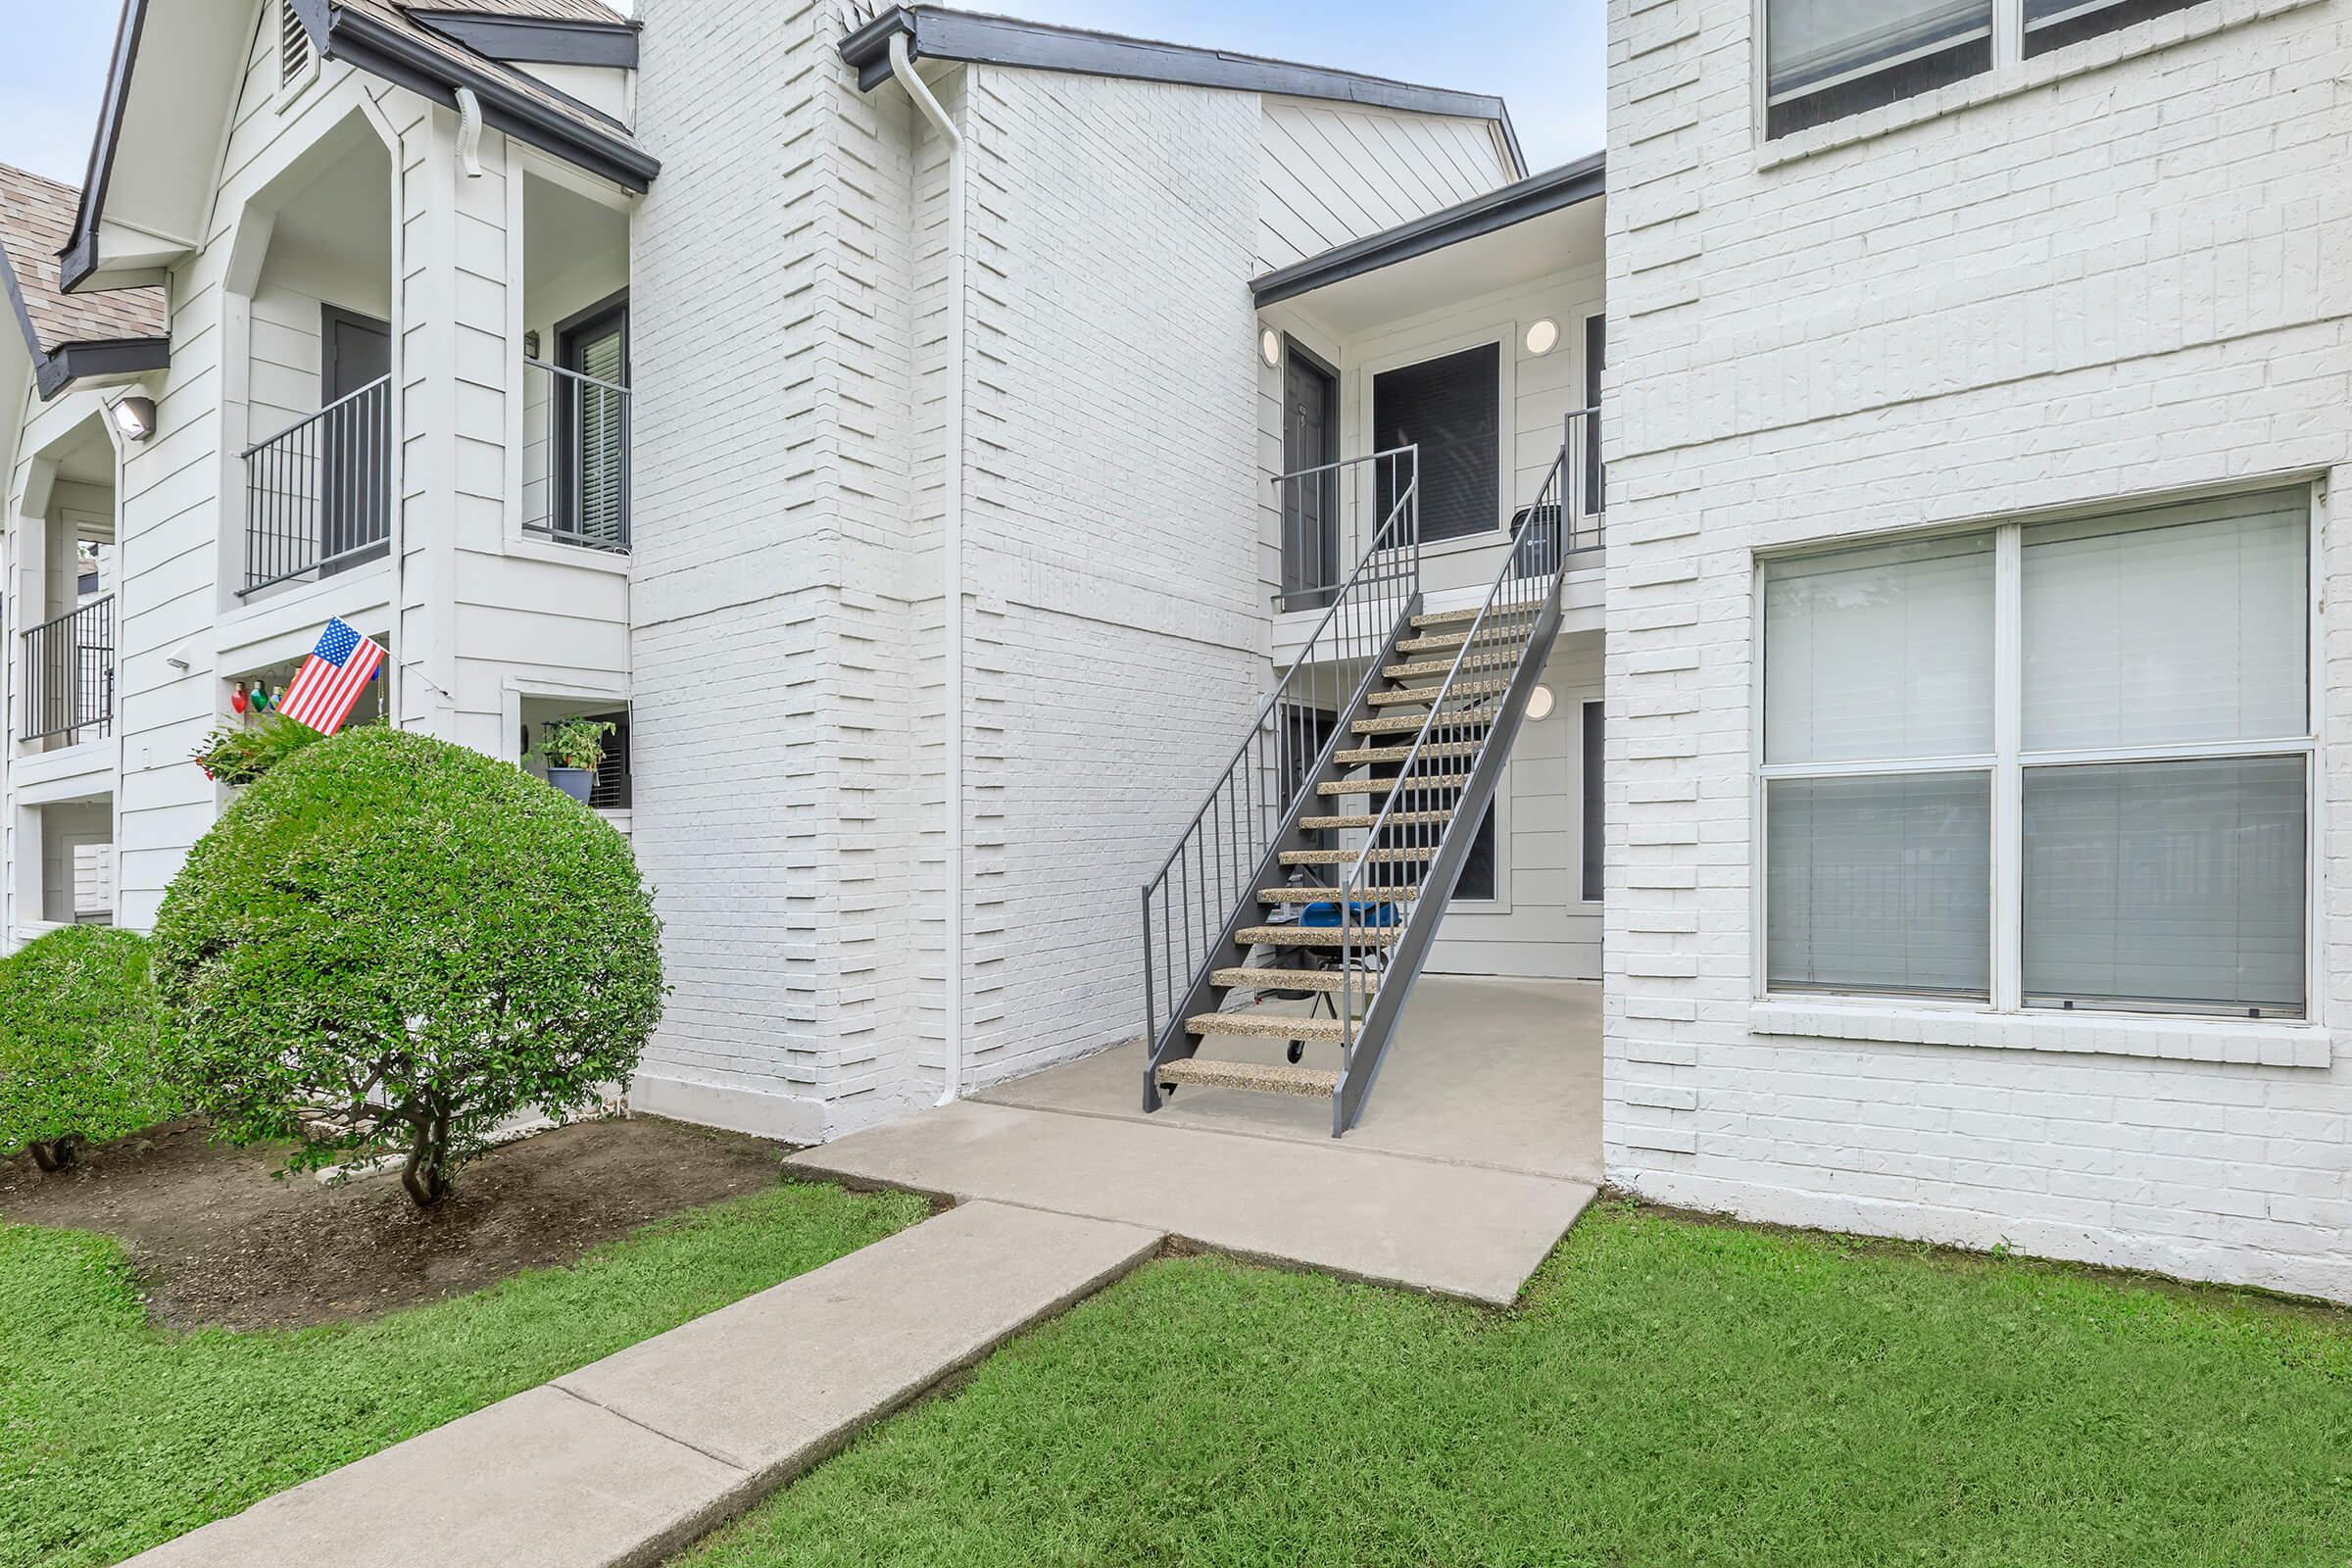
(1385, 651, 1516, 681)
(1395, 625, 1519, 655)
(1354, 708, 1496, 736)
(1186, 1010, 1348, 1042)
(1411, 607, 1488, 629)
(1211, 965, 1379, 994)
(1335, 738, 1484, 766)
(1235, 924, 1402, 948)
(1280, 845, 1435, 865)
(1261, 884, 1420, 902)
(1370, 679, 1504, 707)
(1318, 772, 1469, 796)
(1300, 809, 1452, 830)
(1156, 1057, 1341, 1098)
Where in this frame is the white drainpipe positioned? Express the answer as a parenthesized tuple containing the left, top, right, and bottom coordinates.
(890, 34, 968, 1106)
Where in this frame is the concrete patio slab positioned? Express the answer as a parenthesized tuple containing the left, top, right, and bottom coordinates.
(125, 1202, 1163, 1568)
(983, 974, 1602, 1183)
(788, 1099, 1594, 1305)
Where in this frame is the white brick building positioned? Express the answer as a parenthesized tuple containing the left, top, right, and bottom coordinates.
(4, 0, 2346, 1298)
(1602, 0, 2352, 1299)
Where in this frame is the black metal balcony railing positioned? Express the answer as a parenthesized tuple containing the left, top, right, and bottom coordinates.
(240, 375, 393, 595)
(523, 359, 631, 553)
(23, 594, 115, 746)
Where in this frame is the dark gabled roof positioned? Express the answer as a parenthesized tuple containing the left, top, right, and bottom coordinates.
(1250, 153, 1606, 308)
(0, 164, 168, 400)
(841, 6, 1527, 177)
(63, 0, 657, 293)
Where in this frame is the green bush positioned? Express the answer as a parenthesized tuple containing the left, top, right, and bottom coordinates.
(153, 727, 663, 1207)
(0, 927, 178, 1169)
(190, 713, 322, 786)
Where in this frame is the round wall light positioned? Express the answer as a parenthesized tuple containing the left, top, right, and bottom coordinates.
(111, 395, 158, 442)
(1526, 684, 1556, 721)
(1523, 318, 1561, 357)
(1258, 327, 1283, 368)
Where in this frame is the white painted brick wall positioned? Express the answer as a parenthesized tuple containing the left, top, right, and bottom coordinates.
(1603, 0, 2352, 1298)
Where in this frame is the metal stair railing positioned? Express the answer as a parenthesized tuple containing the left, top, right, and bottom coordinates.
(1328, 409, 1602, 1132)
(1142, 446, 1420, 1099)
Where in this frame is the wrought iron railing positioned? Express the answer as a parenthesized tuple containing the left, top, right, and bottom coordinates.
(240, 375, 392, 595)
(22, 594, 115, 746)
(523, 359, 631, 553)
(1326, 410, 1600, 1120)
(1143, 446, 1420, 1073)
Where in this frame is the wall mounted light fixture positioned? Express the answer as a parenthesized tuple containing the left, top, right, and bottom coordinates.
(1526, 684, 1556, 721)
(1259, 327, 1282, 368)
(1523, 318, 1560, 357)
(112, 395, 157, 442)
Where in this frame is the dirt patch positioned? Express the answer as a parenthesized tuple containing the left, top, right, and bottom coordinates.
(0, 1115, 793, 1332)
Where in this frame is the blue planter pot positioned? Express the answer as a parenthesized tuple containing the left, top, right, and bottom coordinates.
(549, 767, 594, 803)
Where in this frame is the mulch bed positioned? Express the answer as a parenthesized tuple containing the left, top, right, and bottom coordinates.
(0, 1114, 793, 1332)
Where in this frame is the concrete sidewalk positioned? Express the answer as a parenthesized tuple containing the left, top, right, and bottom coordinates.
(130, 1202, 1161, 1568)
(790, 1099, 1594, 1306)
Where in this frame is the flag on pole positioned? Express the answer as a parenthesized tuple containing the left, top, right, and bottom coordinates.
(278, 617, 385, 736)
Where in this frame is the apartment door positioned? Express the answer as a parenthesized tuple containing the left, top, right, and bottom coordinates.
(319, 306, 390, 575)
(556, 294, 630, 551)
(1280, 343, 1339, 611)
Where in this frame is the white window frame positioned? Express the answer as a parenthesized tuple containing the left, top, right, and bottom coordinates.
(1352, 326, 1515, 563)
(1753, 481, 2324, 1022)
(1753, 0, 2220, 142)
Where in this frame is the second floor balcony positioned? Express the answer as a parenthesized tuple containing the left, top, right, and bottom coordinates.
(240, 375, 393, 597)
(23, 593, 114, 750)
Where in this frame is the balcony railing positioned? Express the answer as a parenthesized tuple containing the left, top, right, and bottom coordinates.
(240, 375, 393, 595)
(23, 594, 114, 746)
(523, 359, 630, 553)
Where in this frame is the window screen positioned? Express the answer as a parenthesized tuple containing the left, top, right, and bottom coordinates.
(1581, 702, 1604, 903)
(1456, 800, 1498, 902)
(1374, 344, 1499, 545)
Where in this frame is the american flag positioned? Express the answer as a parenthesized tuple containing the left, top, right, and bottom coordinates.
(278, 617, 385, 736)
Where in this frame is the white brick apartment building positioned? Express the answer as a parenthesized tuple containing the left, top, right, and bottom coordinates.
(1602, 0, 2352, 1299)
(2, 0, 2346, 1300)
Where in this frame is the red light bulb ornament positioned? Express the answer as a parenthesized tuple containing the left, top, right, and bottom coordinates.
(230, 681, 249, 715)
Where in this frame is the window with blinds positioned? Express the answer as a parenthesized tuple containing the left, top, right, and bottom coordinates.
(1372, 343, 1499, 546)
(2024, 0, 2211, 56)
(557, 302, 630, 552)
(1765, 0, 1992, 137)
(1761, 487, 2313, 1019)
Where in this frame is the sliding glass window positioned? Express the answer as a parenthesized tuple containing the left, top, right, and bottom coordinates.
(1762, 488, 2312, 1019)
(1765, 0, 2220, 136)
(1765, 0, 1994, 137)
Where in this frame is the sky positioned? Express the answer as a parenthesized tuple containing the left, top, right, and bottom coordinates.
(0, 2, 1604, 189)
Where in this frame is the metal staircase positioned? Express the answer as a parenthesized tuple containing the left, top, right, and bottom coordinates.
(1141, 412, 1600, 1135)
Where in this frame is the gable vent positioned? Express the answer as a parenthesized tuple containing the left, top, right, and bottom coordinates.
(280, 2, 315, 89)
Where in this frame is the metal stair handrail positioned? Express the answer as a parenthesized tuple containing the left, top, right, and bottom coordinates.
(1141, 445, 1420, 1062)
(1331, 410, 1601, 1099)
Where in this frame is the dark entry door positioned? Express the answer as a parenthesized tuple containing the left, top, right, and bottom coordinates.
(1280, 345, 1338, 611)
(319, 306, 390, 575)
(557, 296, 630, 551)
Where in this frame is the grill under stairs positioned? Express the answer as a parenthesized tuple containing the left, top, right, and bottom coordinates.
(1140, 413, 1600, 1136)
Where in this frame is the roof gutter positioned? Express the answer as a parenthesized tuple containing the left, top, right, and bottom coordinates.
(319, 7, 660, 192)
(885, 31, 972, 1109)
(842, 6, 1524, 173)
(1, 229, 169, 401)
(1250, 152, 1606, 308)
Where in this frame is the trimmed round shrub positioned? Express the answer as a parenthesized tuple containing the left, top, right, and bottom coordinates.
(153, 727, 663, 1207)
(0, 926, 179, 1170)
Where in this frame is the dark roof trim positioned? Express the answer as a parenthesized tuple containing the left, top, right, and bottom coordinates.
(1250, 152, 1606, 309)
(33, 338, 173, 402)
(59, 0, 149, 293)
(842, 7, 1526, 175)
(4, 220, 169, 398)
(406, 10, 640, 69)
(322, 7, 659, 191)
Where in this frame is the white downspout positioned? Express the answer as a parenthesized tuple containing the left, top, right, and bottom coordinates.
(890, 33, 968, 1107)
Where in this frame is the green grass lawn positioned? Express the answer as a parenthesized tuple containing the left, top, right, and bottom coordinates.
(685, 1200, 2352, 1568)
(0, 1181, 928, 1568)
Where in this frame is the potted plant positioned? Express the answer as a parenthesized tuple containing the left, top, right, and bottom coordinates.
(539, 717, 614, 803)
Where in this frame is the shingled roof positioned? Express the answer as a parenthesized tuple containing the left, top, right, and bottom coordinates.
(0, 163, 168, 399)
